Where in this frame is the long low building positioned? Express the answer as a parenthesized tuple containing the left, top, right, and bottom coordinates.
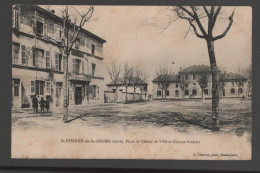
(12, 5, 106, 108)
(152, 65, 250, 99)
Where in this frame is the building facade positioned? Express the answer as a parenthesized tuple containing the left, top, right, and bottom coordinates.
(152, 65, 249, 99)
(12, 5, 106, 108)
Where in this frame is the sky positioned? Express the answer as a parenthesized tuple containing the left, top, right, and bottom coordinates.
(41, 6, 252, 91)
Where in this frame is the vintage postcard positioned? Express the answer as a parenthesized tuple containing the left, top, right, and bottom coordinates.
(11, 5, 252, 160)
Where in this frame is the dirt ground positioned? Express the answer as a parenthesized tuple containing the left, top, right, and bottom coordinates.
(12, 98, 252, 135)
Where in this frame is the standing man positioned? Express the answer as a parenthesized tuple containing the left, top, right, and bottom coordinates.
(39, 97, 45, 113)
(32, 94, 38, 113)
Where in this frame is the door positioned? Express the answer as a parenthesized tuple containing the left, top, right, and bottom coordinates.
(12, 79, 20, 107)
(75, 87, 82, 105)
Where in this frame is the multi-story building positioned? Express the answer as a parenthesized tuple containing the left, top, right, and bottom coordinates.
(12, 5, 106, 108)
(152, 65, 249, 99)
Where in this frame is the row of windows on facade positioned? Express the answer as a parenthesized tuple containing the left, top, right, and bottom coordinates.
(157, 88, 243, 97)
(13, 10, 98, 55)
(12, 79, 99, 99)
(12, 43, 96, 75)
(170, 82, 239, 89)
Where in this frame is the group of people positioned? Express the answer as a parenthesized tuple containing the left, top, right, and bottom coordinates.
(32, 94, 50, 113)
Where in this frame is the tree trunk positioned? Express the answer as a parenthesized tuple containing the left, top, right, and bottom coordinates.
(161, 89, 164, 100)
(125, 86, 128, 102)
(202, 88, 204, 101)
(133, 87, 136, 102)
(207, 40, 220, 130)
(63, 24, 69, 123)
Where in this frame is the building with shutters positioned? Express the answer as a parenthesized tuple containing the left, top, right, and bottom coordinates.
(152, 65, 250, 99)
(12, 5, 106, 108)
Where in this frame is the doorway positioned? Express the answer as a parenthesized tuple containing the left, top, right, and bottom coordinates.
(75, 87, 82, 105)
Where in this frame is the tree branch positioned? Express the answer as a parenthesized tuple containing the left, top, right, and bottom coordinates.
(213, 8, 235, 41)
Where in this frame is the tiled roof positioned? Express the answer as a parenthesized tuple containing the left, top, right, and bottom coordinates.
(223, 73, 247, 81)
(152, 75, 180, 83)
(106, 77, 148, 86)
(179, 65, 211, 73)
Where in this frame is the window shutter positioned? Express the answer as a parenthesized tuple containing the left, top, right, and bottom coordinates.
(12, 10, 15, 27)
(44, 23, 47, 37)
(55, 53, 59, 70)
(82, 61, 84, 74)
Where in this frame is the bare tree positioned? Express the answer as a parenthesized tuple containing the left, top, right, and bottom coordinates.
(155, 66, 172, 100)
(166, 6, 236, 130)
(122, 62, 134, 102)
(106, 59, 121, 103)
(132, 67, 143, 101)
(242, 65, 252, 98)
(137, 68, 148, 100)
(198, 74, 208, 100)
(179, 73, 190, 98)
(61, 5, 95, 123)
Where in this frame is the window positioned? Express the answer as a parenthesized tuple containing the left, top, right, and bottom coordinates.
(231, 88, 235, 95)
(193, 83, 196, 86)
(46, 51, 50, 68)
(54, 24, 62, 41)
(55, 53, 62, 71)
(185, 83, 189, 88)
(175, 84, 178, 88)
(238, 88, 243, 94)
(35, 14, 47, 36)
(185, 74, 188, 80)
(175, 90, 179, 97)
(82, 61, 84, 74)
(13, 79, 20, 96)
(56, 82, 62, 98)
(12, 43, 20, 64)
(73, 59, 81, 75)
(31, 81, 35, 94)
(92, 63, 96, 76)
(157, 90, 161, 96)
(80, 36, 85, 46)
(12, 10, 20, 29)
(92, 44, 95, 54)
(165, 90, 170, 96)
(192, 89, 197, 95)
(185, 90, 189, 96)
(46, 81, 51, 95)
(204, 89, 208, 95)
(75, 38, 80, 49)
(21, 45, 27, 65)
(193, 74, 196, 79)
(36, 81, 44, 95)
(92, 85, 96, 98)
(33, 48, 44, 68)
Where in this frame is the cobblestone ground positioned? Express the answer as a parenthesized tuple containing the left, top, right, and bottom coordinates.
(12, 98, 252, 134)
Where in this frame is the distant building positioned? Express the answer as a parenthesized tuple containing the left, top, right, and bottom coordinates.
(12, 5, 106, 108)
(105, 78, 148, 103)
(152, 65, 249, 99)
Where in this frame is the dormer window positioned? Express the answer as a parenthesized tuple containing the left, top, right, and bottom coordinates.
(75, 38, 80, 50)
(35, 13, 47, 36)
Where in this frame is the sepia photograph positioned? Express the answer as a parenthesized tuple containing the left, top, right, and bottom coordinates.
(11, 5, 252, 159)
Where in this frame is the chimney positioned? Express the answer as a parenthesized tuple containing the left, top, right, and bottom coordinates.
(50, 10, 55, 14)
